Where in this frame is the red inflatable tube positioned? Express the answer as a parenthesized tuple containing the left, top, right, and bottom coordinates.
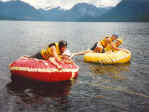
(9, 56, 79, 82)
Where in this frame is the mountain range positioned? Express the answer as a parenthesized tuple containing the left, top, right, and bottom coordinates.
(39, 3, 111, 21)
(0, 1, 41, 20)
(0, 0, 149, 21)
(102, 0, 149, 21)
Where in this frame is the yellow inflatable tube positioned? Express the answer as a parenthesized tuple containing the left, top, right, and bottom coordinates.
(84, 49, 131, 64)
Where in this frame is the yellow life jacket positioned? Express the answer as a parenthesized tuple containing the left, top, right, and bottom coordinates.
(97, 40, 105, 48)
(97, 37, 112, 48)
(109, 37, 113, 42)
(104, 44, 112, 52)
(40, 42, 61, 60)
(97, 37, 113, 52)
(55, 42, 61, 55)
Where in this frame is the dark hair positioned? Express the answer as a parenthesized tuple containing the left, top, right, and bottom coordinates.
(59, 40, 67, 49)
(48, 43, 56, 47)
(90, 42, 98, 50)
(90, 42, 105, 53)
(112, 34, 119, 38)
(105, 37, 109, 39)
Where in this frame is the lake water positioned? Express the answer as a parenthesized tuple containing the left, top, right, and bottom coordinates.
(0, 20, 149, 112)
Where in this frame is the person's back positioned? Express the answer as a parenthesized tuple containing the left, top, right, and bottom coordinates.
(90, 37, 110, 53)
(31, 40, 68, 70)
(41, 42, 61, 60)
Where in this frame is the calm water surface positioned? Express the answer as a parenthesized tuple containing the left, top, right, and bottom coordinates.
(0, 20, 149, 112)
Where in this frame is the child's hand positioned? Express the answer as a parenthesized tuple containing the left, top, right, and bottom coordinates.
(122, 49, 129, 53)
(56, 65, 62, 70)
(64, 59, 73, 64)
(70, 54, 75, 58)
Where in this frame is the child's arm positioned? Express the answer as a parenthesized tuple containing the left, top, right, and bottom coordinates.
(49, 57, 62, 70)
(71, 50, 91, 58)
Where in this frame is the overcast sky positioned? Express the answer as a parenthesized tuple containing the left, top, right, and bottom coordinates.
(0, 0, 121, 9)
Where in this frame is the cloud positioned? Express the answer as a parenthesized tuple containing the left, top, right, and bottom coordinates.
(22, 0, 121, 9)
(0, 0, 121, 9)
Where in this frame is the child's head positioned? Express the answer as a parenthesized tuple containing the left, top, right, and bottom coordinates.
(104, 37, 112, 44)
(59, 40, 67, 53)
(111, 34, 119, 41)
(115, 39, 123, 47)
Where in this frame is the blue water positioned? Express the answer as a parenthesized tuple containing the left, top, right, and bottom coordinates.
(0, 20, 149, 112)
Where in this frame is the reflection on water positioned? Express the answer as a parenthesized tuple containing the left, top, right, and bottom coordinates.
(6, 78, 76, 105)
(89, 63, 130, 80)
(87, 63, 149, 99)
(89, 81, 149, 99)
